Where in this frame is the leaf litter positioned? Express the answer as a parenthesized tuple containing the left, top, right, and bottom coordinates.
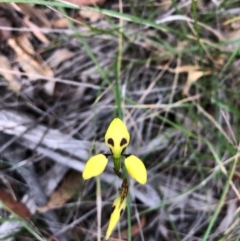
(0, 1, 240, 241)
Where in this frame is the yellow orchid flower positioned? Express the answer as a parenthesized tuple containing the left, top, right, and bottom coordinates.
(82, 154, 108, 180)
(105, 195, 126, 240)
(105, 118, 130, 159)
(82, 118, 147, 185)
(124, 155, 147, 184)
(82, 118, 148, 239)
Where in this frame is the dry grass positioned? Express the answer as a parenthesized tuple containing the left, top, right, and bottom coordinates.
(0, 0, 240, 240)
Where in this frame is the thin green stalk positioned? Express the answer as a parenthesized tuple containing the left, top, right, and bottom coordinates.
(0, 0, 79, 7)
(96, 177, 102, 241)
(115, 73, 122, 119)
(171, 0, 187, 35)
(0, 202, 46, 241)
(127, 191, 132, 241)
(116, 2, 130, 239)
(202, 145, 239, 241)
(115, 0, 123, 120)
(59, 7, 112, 129)
(59, 8, 109, 85)
(123, 166, 132, 241)
(236, 235, 240, 241)
(191, 0, 203, 65)
(219, 44, 240, 84)
(140, 136, 237, 216)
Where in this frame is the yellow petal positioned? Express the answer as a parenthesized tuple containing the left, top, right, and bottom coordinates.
(124, 155, 147, 184)
(105, 118, 130, 159)
(105, 196, 126, 240)
(82, 154, 108, 180)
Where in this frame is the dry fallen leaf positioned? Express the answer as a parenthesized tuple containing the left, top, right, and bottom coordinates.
(23, 17, 49, 44)
(184, 70, 211, 95)
(8, 36, 52, 77)
(0, 188, 32, 218)
(45, 48, 75, 95)
(12, 4, 50, 43)
(214, 54, 228, 67)
(8, 35, 55, 95)
(159, 0, 172, 11)
(231, 19, 240, 29)
(169, 65, 211, 95)
(16, 3, 51, 28)
(0, 55, 21, 92)
(46, 48, 75, 69)
(169, 65, 200, 73)
(37, 170, 80, 212)
(51, 18, 69, 28)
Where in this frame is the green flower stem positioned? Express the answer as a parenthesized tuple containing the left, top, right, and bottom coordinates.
(123, 166, 132, 241)
(96, 176, 101, 241)
(113, 158, 121, 172)
(202, 147, 238, 241)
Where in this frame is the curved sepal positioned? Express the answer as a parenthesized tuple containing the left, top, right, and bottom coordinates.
(82, 154, 108, 180)
(105, 118, 130, 159)
(124, 155, 147, 184)
(105, 195, 126, 240)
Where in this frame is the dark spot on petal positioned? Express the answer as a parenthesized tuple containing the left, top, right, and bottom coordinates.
(120, 138, 127, 147)
(111, 205, 116, 214)
(120, 209, 123, 216)
(108, 138, 114, 147)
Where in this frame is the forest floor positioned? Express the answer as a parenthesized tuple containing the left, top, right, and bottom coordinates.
(0, 0, 240, 240)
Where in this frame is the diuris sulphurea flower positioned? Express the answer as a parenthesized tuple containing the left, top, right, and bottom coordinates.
(82, 118, 147, 184)
(82, 118, 147, 239)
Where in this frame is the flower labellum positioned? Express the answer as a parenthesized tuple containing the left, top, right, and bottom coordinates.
(105, 195, 126, 240)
